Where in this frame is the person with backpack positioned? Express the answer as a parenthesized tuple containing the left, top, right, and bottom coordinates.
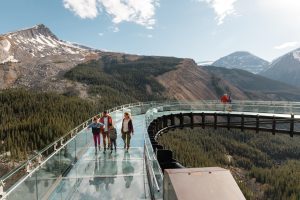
(109, 123, 117, 153)
(121, 112, 134, 152)
(88, 117, 104, 154)
(99, 111, 113, 153)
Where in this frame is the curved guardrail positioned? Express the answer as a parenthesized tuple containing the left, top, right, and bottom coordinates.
(1, 100, 300, 199)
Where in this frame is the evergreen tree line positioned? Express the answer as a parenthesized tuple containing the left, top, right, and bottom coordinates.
(0, 89, 133, 160)
(158, 128, 300, 200)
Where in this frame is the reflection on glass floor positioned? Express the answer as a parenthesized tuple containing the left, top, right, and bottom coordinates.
(49, 115, 151, 200)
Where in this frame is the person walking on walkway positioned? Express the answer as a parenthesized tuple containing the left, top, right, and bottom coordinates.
(109, 123, 117, 153)
(100, 111, 113, 153)
(88, 117, 104, 154)
(121, 112, 134, 152)
(220, 93, 229, 111)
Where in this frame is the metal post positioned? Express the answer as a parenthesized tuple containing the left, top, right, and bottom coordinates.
(272, 116, 276, 135)
(190, 113, 194, 129)
(179, 113, 184, 129)
(241, 114, 244, 132)
(227, 113, 230, 130)
(256, 115, 259, 133)
(163, 115, 168, 128)
(37, 153, 42, 165)
(26, 161, 32, 173)
(214, 113, 217, 130)
(54, 142, 58, 151)
(202, 112, 205, 129)
(290, 114, 294, 137)
(170, 114, 175, 126)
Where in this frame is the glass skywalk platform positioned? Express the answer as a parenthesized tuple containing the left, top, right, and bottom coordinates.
(1, 101, 300, 200)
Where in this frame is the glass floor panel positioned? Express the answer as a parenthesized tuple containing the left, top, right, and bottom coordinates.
(81, 147, 144, 161)
(47, 114, 151, 200)
(67, 159, 145, 177)
(50, 175, 150, 200)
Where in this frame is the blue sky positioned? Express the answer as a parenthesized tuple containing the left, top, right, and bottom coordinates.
(1, 0, 300, 62)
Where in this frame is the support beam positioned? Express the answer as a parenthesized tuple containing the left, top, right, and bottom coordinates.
(256, 115, 259, 133)
(272, 116, 276, 135)
(179, 113, 184, 129)
(163, 115, 168, 128)
(170, 114, 175, 126)
(227, 113, 231, 130)
(189, 113, 194, 129)
(290, 114, 294, 137)
(202, 112, 205, 129)
(241, 114, 244, 132)
(214, 113, 217, 130)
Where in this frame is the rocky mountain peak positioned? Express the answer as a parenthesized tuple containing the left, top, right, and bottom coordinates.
(261, 47, 300, 87)
(0, 24, 99, 89)
(212, 51, 269, 74)
(2, 24, 58, 40)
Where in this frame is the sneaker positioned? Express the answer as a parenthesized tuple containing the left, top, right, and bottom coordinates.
(98, 146, 101, 151)
(103, 148, 106, 154)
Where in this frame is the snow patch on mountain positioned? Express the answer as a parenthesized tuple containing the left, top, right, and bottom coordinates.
(0, 39, 11, 52)
(1, 55, 18, 64)
(292, 50, 300, 62)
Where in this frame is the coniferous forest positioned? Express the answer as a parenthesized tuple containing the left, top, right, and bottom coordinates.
(158, 128, 300, 200)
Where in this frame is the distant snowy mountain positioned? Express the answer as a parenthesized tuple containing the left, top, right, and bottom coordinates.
(0, 24, 92, 64)
(261, 48, 300, 87)
(212, 51, 269, 74)
(197, 61, 214, 66)
(0, 24, 99, 90)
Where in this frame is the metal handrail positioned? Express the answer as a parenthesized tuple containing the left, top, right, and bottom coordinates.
(144, 144, 160, 192)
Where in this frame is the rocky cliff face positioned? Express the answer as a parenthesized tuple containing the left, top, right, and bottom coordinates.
(0, 24, 99, 90)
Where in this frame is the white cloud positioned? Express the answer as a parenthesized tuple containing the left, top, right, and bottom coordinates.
(147, 34, 153, 38)
(200, 0, 238, 25)
(112, 27, 119, 33)
(63, 0, 159, 29)
(98, 32, 104, 36)
(274, 41, 298, 50)
(63, 0, 99, 19)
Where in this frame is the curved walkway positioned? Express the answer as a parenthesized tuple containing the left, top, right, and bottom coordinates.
(1, 101, 300, 200)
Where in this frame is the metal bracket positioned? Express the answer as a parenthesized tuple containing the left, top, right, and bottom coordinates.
(54, 142, 58, 151)
(37, 153, 42, 165)
(0, 180, 5, 198)
(26, 161, 32, 173)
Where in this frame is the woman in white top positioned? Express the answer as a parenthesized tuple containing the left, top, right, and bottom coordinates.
(121, 112, 134, 152)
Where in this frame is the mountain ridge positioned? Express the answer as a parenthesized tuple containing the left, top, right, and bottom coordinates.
(1, 24, 300, 101)
(261, 48, 300, 87)
(212, 51, 269, 74)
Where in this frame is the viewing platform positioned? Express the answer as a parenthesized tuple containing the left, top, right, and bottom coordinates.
(1, 101, 300, 200)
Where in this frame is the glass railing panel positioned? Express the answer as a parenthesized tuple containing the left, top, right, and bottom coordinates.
(59, 139, 76, 175)
(74, 129, 90, 158)
(6, 171, 38, 200)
